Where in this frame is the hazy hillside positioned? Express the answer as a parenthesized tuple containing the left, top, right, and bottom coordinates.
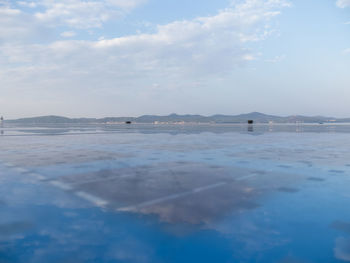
(5, 112, 345, 124)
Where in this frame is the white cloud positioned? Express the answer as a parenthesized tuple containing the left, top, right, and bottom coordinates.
(2, 0, 288, 75)
(32, 0, 147, 29)
(17, 1, 37, 8)
(265, 54, 286, 63)
(34, 1, 114, 29)
(344, 48, 350, 54)
(0, 0, 147, 43)
(337, 0, 350, 8)
(0, 0, 289, 116)
(0, 6, 21, 15)
(0, 4, 42, 43)
(60, 31, 76, 38)
(107, 0, 148, 9)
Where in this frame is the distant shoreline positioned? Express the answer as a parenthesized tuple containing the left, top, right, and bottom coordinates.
(4, 112, 350, 124)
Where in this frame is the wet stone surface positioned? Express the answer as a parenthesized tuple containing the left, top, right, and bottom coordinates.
(0, 123, 350, 262)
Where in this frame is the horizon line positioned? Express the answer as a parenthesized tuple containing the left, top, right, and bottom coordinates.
(5, 112, 349, 121)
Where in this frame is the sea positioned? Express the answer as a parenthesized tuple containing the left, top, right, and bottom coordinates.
(1, 123, 350, 263)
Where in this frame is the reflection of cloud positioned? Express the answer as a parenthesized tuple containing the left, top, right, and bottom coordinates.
(0, 169, 91, 211)
(27, 215, 157, 263)
(332, 221, 350, 234)
(60, 162, 302, 226)
(136, 186, 260, 225)
(332, 221, 350, 261)
(210, 216, 290, 260)
(278, 255, 307, 262)
(0, 148, 132, 167)
(277, 186, 299, 193)
(64, 163, 263, 224)
(335, 237, 350, 261)
(107, 238, 155, 263)
(0, 221, 34, 237)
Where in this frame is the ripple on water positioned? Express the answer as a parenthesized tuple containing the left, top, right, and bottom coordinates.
(329, 170, 345, 174)
(277, 187, 299, 193)
(307, 177, 325, 182)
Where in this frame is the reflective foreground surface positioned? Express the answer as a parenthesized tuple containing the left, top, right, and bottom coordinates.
(1, 124, 350, 262)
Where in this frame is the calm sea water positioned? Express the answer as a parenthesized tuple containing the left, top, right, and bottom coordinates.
(1, 123, 350, 263)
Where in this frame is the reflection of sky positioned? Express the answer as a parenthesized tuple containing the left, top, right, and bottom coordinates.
(1, 125, 350, 262)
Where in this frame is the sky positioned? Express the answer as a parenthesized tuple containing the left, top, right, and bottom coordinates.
(0, 0, 350, 118)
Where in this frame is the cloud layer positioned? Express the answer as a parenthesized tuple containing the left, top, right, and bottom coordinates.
(337, 0, 350, 8)
(21, 0, 147, 28)
(0, 0, 290, 117)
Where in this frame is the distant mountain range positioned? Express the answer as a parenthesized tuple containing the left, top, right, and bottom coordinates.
(5, 112, 350, 124)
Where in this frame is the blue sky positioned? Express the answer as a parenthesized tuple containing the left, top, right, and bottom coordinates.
(0, 0, 350, 118)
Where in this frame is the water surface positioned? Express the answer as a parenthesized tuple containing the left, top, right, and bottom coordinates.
(1, 123, 350, 262)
